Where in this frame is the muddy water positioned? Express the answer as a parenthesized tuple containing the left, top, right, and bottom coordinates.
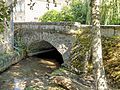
(0, 57, 60, 90)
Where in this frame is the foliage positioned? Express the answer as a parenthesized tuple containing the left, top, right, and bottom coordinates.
(0, 0, 10, 32)
(24, 87, 34, 90)
(0, 0, 17, 32)
(70, 29, 91, 73)
(70, 34, 120, 88)
(0, 23, 4, 32)
(39, 7, 74, 22)
(100, 0, 120, 25)
(102, 36, 120, 88)
(0, 0, 10, 22)
(14, 36, 27, 53)
(39, 10, 60, 22)
(70, 0, 90, 24)
(40, 0, 119, 25)
(40, 0, 91, 24)
(0, 0, 17, 22)
(59, 6, 74, 22)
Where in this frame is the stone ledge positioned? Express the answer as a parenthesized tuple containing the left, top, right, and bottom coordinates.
(14, 22, 120, 27)
(14, 22, 120, 36)
(0, 49, 26, 72)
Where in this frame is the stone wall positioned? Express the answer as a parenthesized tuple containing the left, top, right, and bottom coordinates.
(0, 22, 120, 72)
(14, 22, 120, 62)
(14, 22, 76, 62)
(0, 50, 25, 72)
(0, 30, 13, 54)
(0, 33, 5, 53)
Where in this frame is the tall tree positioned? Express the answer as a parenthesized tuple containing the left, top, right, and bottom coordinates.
(0, 0, 16, 51)
(101, 0, 120, 25)
(91, 0, 108, 90)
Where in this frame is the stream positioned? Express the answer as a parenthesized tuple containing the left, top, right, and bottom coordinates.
(0, 56, 60, 90)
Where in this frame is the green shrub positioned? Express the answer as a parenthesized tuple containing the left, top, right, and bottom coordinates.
(40, 0, 120, 25)
(39, 10, 60, 22)
(0, 23, 4, 32)
(59, 6, 74, 22)
(39, 0, 89, 24)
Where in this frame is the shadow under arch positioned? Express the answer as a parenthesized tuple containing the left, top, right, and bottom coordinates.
(27, 40, 64, 65)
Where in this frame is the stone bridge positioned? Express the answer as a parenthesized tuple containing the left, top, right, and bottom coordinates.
(14, 22, 80, 63)
(14, 22, 120, 63)
(0, 22, 120, 72)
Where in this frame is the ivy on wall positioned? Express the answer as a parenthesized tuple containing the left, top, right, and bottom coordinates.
(0, 0, 16, 32)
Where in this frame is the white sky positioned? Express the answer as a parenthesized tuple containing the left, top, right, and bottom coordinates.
(14, 0, 67, 22)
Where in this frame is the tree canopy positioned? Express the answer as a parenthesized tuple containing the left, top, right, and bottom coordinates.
(0, 0, 10, 22)
(40, 0, 120, 25)
(0, 0, 17, 32)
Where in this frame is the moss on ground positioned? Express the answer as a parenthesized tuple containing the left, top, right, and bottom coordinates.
(70, 29, 120, 89)
(102, 36, 120, 88)
(70, 29, 91, 73)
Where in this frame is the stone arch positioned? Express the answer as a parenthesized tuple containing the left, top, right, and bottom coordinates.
(26, 38, 72, 64)
(27, 40, 64, 64)
(15, 26, 74, 63)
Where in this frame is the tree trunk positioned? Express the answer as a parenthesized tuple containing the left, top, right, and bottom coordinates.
(91, 0, 108, 90)
(4, 18, 11, 52)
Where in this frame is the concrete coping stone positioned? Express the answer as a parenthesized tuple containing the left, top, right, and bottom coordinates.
(14, 22, 120, 29)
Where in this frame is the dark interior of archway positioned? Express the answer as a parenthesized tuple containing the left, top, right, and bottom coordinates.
(31, 48, 64, 65)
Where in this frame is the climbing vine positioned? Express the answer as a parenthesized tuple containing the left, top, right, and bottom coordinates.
(0, 0, 17, 32)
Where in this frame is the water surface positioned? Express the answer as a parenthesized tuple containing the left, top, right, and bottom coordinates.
(0, 57, 60, 90)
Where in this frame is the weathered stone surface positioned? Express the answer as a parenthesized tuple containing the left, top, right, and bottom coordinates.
(48, 67, 93, 90)
(0, 22, 120, 72)
(0, 33, 6, 53)
(14, 22, 77, 62)
(14, 22, 120, 63)
(50, 76, 78, 90)
(0, 50, 25, 72)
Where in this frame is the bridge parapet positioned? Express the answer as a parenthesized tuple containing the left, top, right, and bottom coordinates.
(14, 22, 78, 35)
(14, 22, 120, 36)
(14, 22, 79, 62)
(14, 22, 120, 63)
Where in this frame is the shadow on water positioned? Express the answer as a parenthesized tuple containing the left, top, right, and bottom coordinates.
(32, 48, 64, 65)
(0, 48, 64, 90)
